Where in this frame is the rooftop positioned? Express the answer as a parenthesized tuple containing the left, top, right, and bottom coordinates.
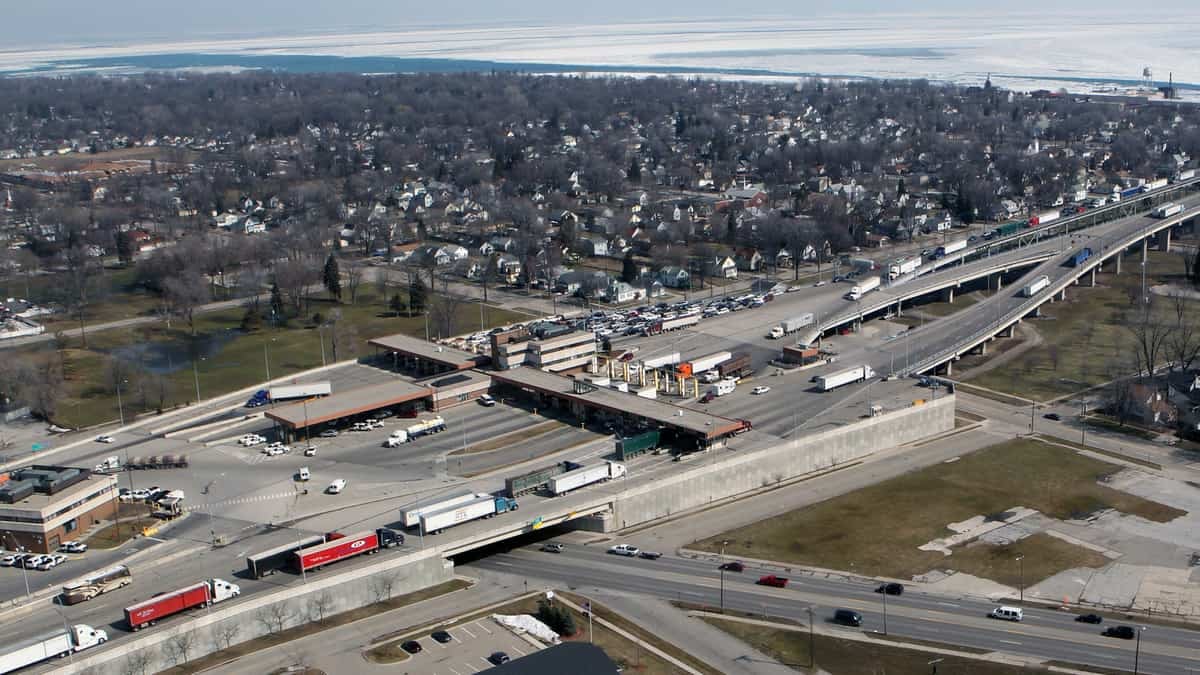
(490, 642, 619, 675)
(368, 334, 484, 369)
(265, 380, 432, 429)
(490, 368, 744, 440)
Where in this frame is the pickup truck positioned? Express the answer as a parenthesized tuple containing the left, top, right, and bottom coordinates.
(756, 575, 789, 588)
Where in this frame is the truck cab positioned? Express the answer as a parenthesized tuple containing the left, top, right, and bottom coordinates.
(72, 624, 108, 650)
(385, 430, 408, 447)
(768, 327, 784, 339)
(209, 578, 241, 603)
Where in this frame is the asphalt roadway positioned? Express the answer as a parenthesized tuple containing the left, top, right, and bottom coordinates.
(468, 545, 1198, 675)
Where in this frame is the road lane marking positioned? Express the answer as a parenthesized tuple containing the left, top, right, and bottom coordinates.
(998, 639, 1022, 645)
(937, 602, 959, 607)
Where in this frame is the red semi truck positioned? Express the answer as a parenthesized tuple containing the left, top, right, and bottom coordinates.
(124, 578, 241, 630)
(293, 528, 403, 573)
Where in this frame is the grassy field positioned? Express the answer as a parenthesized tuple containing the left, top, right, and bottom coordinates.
(911, 290, 982, 317)
(368, 591, 717, 674)
(699, 616, 1052, 674)
(693, 438, 1183, 582)
(88, 503, 156, 549)
(940, 533, 1110, 587)
(40, 286, 525, 428)
(0, 146, 195, 173)
(964, 249, 1193, 401)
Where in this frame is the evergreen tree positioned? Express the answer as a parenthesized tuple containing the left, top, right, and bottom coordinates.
(897, 177, 906, 197)
(621, 252, 638, 283)
(628, 157, 641, 182)
(269, 281, 283, 322)
(322, 254, 341, 300)
(725, 211, 738, 245)
(114, 231, 135, 266)
(389, 293, 407, 317)
(409, 275, 427, 315)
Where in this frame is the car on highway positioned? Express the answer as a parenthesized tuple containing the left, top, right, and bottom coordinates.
(318, 429, 339, 438)
(988, 606, 1023, 622)
(59, 541, 87, 554)
(638, 551, 662, 560)
(540, 543, 564, 553)
(608, 544, 640, 557)
(718, 561, 745, 572)
(326, 479, 346, 494)
(1103, 625, 1136, 640)
(431, 630, 453, 644)
(1043, 412, 1062, 421)
(303, 446, 317, 456)
(751, 386, 771, 395)
(478, 394, 496, 407)
(488, 652, 511, 665)
(834, 609, 863, 627)
(756, 575, 788, 588)
(1076, 613, 1104, 624)
(95, 435, 115, 444)
(875, 582, 904, 596)
(400, 640, 423, 654)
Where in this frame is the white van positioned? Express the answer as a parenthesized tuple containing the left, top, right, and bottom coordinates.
(326, 479, 346, 494)
(988, 606, 1023, 622)
(298, 467, 310, 482)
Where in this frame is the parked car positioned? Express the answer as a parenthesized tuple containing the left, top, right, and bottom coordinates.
(59, 541, 87, 554)
(488, 652, 511, 665)
(638, 551, 662, 560)
(608, 544, 640, 557)
(1076, 614, 1103, 624)
(756, 575, 788, 588)
(318, 429, 339, 438)
(95, 435, 115, 444)
(401, 640, 423, 654)
(540, 543, 564, 553)
(0, 554, 18, 567)
(875, 582, 904, 596)
(719, 561, 745, 572)
(239, 434, 265, 446)
(1103, 625, 1136, 640)
(431, 630, 453, 644)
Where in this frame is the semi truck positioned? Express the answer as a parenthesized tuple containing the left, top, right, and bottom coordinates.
(1028, 210, 1061, 227)
(387, 415, 446, 445)
(60, 565, 133, 605)
(615, 430, 661, 460)
(124, 578, 241, 630)
(399, 489, 479, 527)
(1142, 178, 1168, 192)
(504, 463, 577, 497)
(247, 381, 332, 407)
(1120, 186, 1143, 200)
(887, 257, 920, 280)
(992, 221, 1024, 238)
(1022, 275, 1050, 297)
(677, 351, 733, 378)
(845, 276, 880, 300)
(935, 239, 968, 258)
(641, 353, 681, 369)
(1154, 203, 1184, 218)
(769, 313, 814, 339)
(717, 352, 752, 379)
(292, 528, 404, 572)
(643, 314, 699, 335)
(0, 624, 108, 673)
(1068, 248, 1093, 267)
(93, 456, 120, 473)
(420, 495, 519, 534)
(548, 461, 627, 496)
(1174, 169, 1196, 182)
(816, 365, 876, 391)
(246, 535, 327, 578)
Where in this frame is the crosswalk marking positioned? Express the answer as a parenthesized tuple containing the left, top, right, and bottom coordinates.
(185, 491, 299, 511)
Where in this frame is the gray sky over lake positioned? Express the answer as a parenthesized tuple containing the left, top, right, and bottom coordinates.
(3, 1, 1191, 47)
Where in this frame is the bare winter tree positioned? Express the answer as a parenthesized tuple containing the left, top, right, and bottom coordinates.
(1166, 291, 1200, 373)
(345, 263, 364, 304)
(1126, 299, 1170, 383)
(167, 631, 195, 666)
(256, 602, 295, 635)
(212, 622, 241, 650)
(122, 650, 153, 675)
(163, 270, 211, 335)
(308, 591, 335, 624)
(368, 573, 399, 603)
(428, 278, 464, 339)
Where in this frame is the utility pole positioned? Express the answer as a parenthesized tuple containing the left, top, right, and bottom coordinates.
(1016, 555, 1025, 603)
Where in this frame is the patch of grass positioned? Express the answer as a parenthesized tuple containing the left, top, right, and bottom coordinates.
(448, 420, 565, 456)
(942, 533, 1110, 587)
(162, 578, 468, 674)
(953, 381, 1031, 406)
(693, 438, 1183, 582)
(87, 503, 156, 549)
(1035, 434, 1162, 470)
(914, 292, 981, 317)
(1082, 414, 1160, 441)
(699, 616, 1048, 674)
(965, 250, 1195, 400)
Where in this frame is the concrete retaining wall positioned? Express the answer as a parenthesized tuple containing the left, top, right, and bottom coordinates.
(609, 395, 955, 530)
(60, 547, 451, 675)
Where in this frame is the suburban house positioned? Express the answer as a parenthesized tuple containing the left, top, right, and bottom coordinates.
(496, 254, 522, 283)
(658, 266, 691, 289)
(580, 237, 609, 257)
(704, 256, 738, 279)
(606, 279, 639, 303)
(1129, 383, 1178, 426)
(734, 248, 763, 272)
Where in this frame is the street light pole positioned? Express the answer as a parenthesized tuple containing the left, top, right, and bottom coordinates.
(882, 588, 888, 635)
(807, 606, 815, 668)
(1134, 626, 1146, 674)
(115, 378, 125, 427)
(1016, 555, 1025, 603)
(192, 356, 204, 403)
(719, 568, 725, 613)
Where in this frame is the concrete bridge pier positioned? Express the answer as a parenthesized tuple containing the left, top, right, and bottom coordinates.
(943, 287, 955, 303)
(1159, 227, 1172, 252)
(1000, 323, 1016, 338)
(1057, 288, 1067, 302)
(973, 341, 988, 355)
(1086, 267, 1097, 287)
(1115, 252, 1122, 274)
(990, 273, 1003, 292)
(1142, 238, 1149, 262)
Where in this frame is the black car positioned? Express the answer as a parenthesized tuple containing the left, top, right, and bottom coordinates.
(1043, 412, 1062, 421)
(1103, 625, 1136, 640)
(1076, 614, 1103, 624)
(719, 561, 746, 572)
(431, 630, 453, 644)
(488, 651, 511, 665)
(401, 640, 423, 654)
(875, 582, 904, 596)
(638, 551, 662, 560)
(834, 609, 863, 627)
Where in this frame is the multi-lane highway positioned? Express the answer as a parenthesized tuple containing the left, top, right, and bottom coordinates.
(470, 544, 1199, 675)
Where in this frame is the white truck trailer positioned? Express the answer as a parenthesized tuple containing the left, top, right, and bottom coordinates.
(1153, 203, 1184, 218)
(548, 461, 627, 496)
(816, 365, 876, 391)
(845, 276, 881, 300)
(769, 313, 815, 339)
(398, 488, 478, 528)
(641, 352, 681, 369)
(419, 495, 518, 534)
(269, 381, 332, 401)
(1022, 275, 1050, 297)
(0, 625, 107, 673)
(935, 239, 968, 258)
(887, 257, 920, 280)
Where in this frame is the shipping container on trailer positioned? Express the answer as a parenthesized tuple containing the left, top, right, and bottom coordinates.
(399, 489, 479, 527)
(548, 461, 627, 496)
(245, 535, 326, 579)
(935, 239, 968, 257)
(677, 351, 733, 377)
(1153, 203, 1184, 218)
(294, 530, 381, 572)
(1022, 275, 1051, 297)
(124, 582, 210, 630)
(269, 381, 332, 401)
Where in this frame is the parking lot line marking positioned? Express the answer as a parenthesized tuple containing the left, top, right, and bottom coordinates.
(446, 667, 463, 675)
(477, 621, 493, 635)
(460, 625, 476, 638)
(510, 644, 527, 656)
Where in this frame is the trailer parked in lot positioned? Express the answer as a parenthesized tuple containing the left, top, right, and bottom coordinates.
(420, 495, 518, 534)
(717, 352, 752, 379)
(245, 535, 327, 579)
(293, 528, 403, 572)
(124, 579, 240, 630)
(1022, 275, 1051, 297)
(399, 489, 479, 527)
(816, 365, 875, 391)
(548, 461, 627, 496)
(0, 624, 107, 673)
